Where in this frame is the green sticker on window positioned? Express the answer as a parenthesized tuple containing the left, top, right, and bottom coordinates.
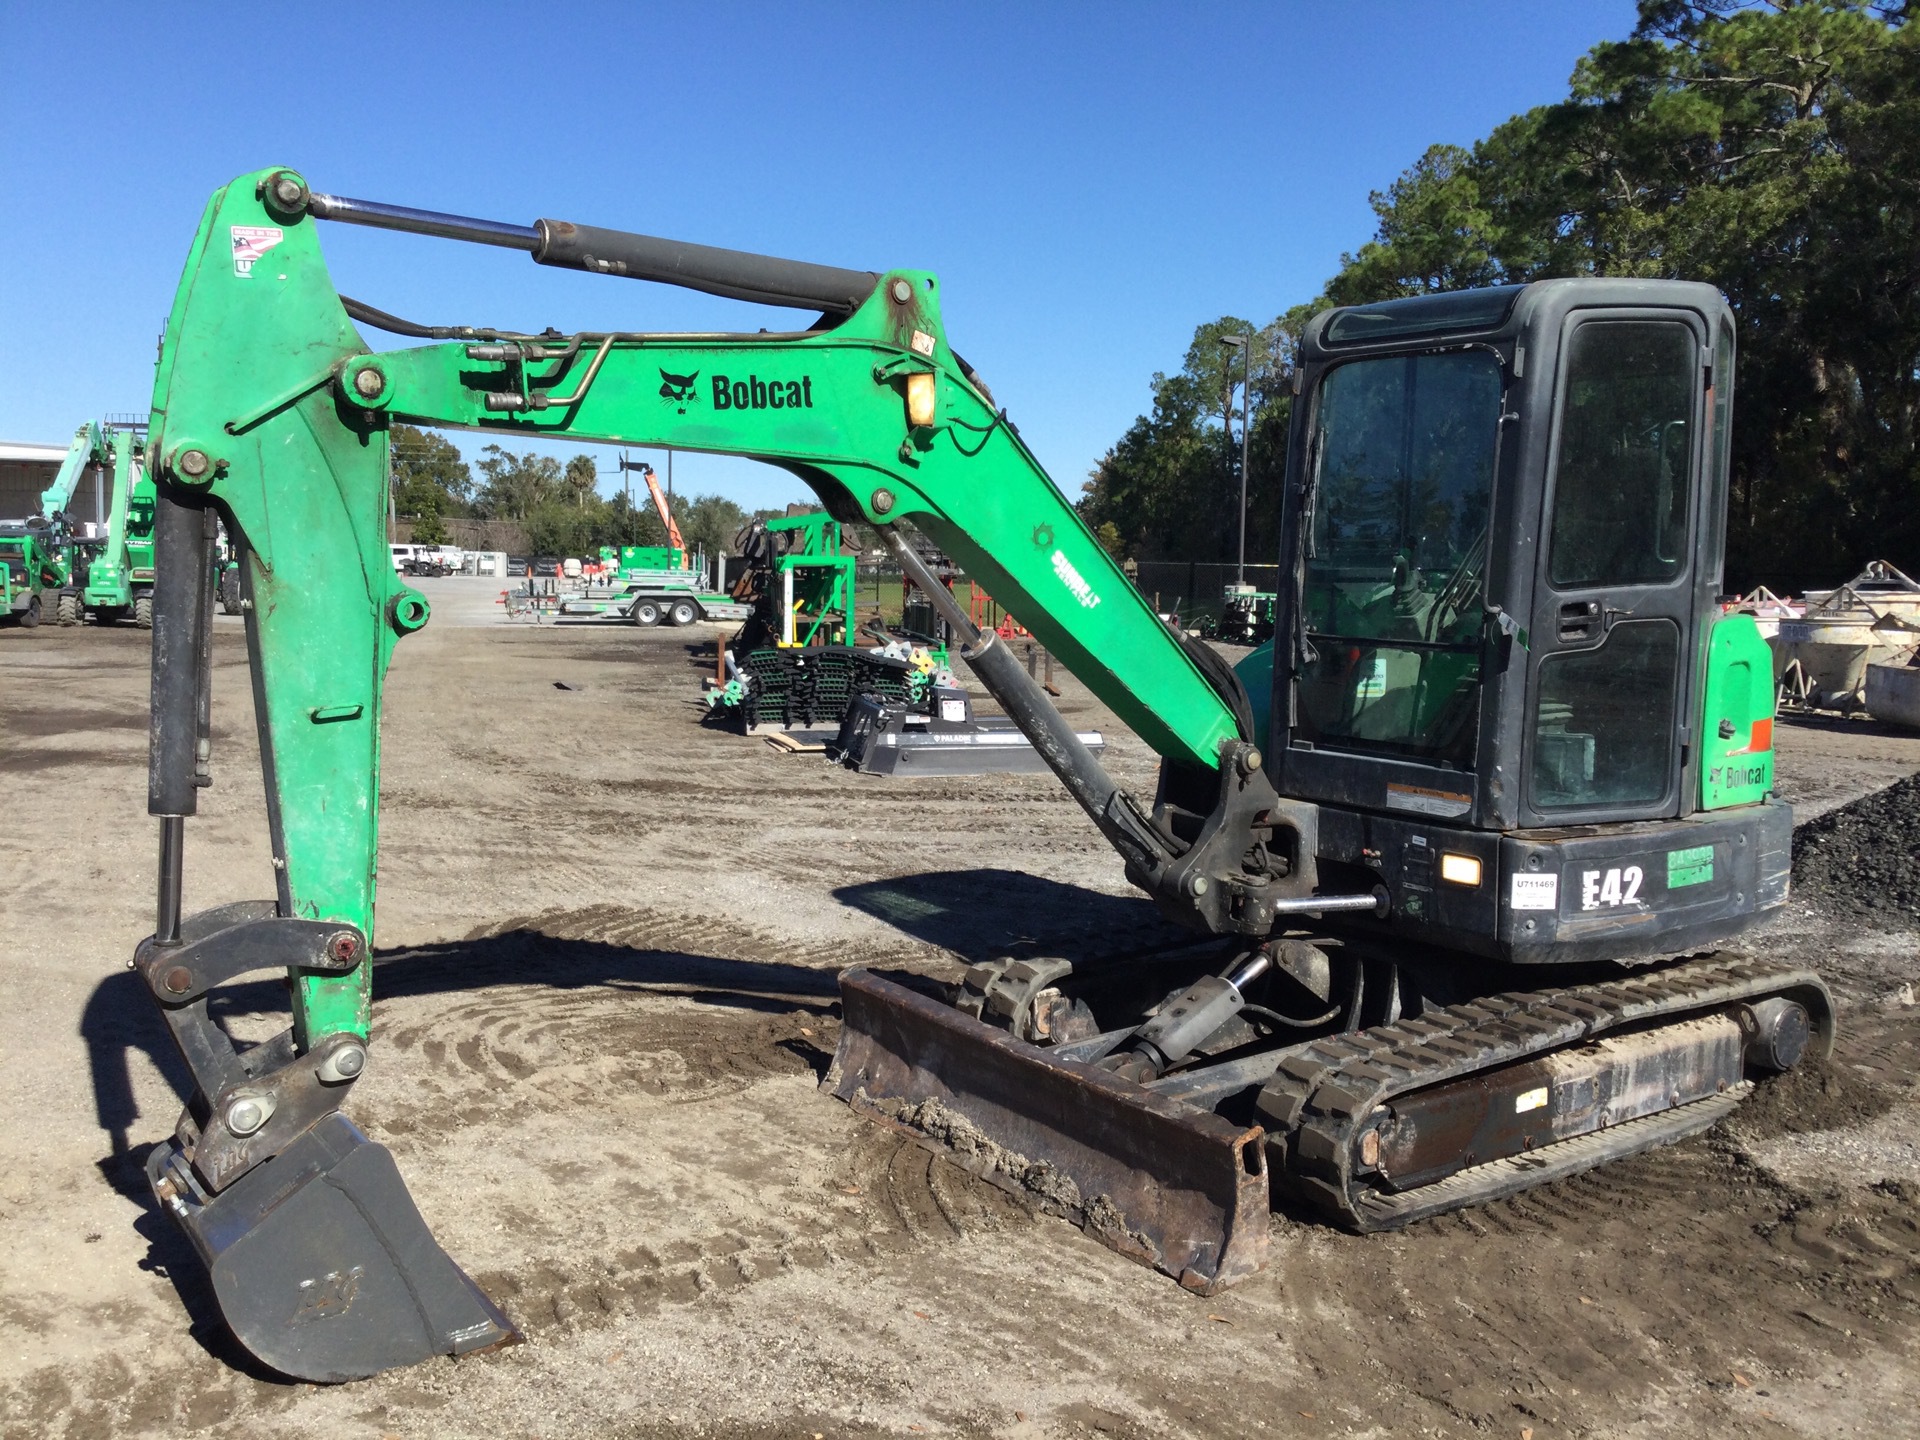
(1668, 844, 1714, 889)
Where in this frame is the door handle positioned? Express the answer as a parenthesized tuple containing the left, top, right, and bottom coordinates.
(1557, 599, 1601, 641)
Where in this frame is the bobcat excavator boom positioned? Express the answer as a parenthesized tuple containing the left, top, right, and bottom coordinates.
(136, 169, 1830, 1382)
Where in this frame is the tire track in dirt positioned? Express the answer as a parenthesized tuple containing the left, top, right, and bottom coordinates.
(468, 1126, 1034, 1339)
(1832, 1009, 1920, 1093)
(1272, 1103, 1920, 1433)
(348, 901, 1039, 1345)
(372, 997, 830, 1134)
(358, 903, 938, 1138)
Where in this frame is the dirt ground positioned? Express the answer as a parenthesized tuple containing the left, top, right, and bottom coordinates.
(2, 577, 1918, 1440)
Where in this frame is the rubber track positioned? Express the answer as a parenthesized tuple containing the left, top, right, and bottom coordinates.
(1257, 953, 1831, 1232)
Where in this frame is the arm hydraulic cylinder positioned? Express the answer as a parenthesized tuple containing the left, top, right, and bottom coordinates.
(296, 180, 878, 314)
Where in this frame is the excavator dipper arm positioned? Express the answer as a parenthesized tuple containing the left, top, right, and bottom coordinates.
(140, 169, 1355, 1378)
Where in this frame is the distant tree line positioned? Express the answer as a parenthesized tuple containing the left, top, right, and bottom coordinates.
(389, 425, 772, 558)
(1079, 1, 1920, 590)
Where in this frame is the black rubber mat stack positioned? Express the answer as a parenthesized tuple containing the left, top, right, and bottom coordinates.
(731, 646, 919, 730)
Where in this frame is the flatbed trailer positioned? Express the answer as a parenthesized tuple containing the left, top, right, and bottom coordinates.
(558, 572, 749, 626)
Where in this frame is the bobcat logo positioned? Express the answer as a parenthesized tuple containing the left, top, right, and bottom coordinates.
(291, 1265, 365, 1325)
(659, 369, 700, 414)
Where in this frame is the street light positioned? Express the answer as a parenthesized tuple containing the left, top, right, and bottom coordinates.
(1219, 333, 1253, 586)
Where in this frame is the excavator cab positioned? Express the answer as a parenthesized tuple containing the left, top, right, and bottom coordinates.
(1254, 280, 1785, 965)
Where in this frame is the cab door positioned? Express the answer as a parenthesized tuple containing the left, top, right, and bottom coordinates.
(1523, 312, 1706, 826)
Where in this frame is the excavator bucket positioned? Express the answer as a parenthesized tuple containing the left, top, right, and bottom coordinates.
(830, 969, 1268, 1294)
(149, 1114, 517, 1382)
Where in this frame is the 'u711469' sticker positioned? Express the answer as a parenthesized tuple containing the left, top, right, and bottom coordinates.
(1510, 873, 1558, 910)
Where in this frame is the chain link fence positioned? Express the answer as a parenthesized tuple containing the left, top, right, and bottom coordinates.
(1131, 561, 1283, 626)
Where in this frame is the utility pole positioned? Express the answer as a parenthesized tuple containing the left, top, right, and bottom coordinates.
(1219, 333, 1253, 586)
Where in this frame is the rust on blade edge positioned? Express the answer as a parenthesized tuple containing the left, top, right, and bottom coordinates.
(830, 967, 1267, 1295)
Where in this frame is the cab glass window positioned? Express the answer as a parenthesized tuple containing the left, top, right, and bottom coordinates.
(1532, 619, 1679, 809)
(1547, 321, 1696, 588)
(1297, 349, 1504, 766)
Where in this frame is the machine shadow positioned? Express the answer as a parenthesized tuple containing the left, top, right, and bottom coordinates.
(79, 926, 844, 1371)
(82, 870, 1169, 1367)
(833, 866, 1188, 963)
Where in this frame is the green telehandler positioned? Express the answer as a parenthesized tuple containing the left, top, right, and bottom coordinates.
(2, 419, 156, 627)
(133, 169, 1825, 1382)
(78, 421, 159, 627)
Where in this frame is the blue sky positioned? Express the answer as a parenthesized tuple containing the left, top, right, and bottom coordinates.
(1, 2, 1637, 510)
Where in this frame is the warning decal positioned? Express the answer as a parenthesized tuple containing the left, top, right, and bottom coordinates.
(231, 225, 285, 278)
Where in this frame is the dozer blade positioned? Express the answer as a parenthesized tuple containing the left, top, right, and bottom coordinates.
(149, 1112, 518, 1382)
(830, 968, 1267, 1295)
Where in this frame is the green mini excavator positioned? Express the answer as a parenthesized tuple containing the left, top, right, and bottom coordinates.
(3, 422, 106, 626)
(133, 169, 1827, 1381)
(3, 420, 156, 626)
